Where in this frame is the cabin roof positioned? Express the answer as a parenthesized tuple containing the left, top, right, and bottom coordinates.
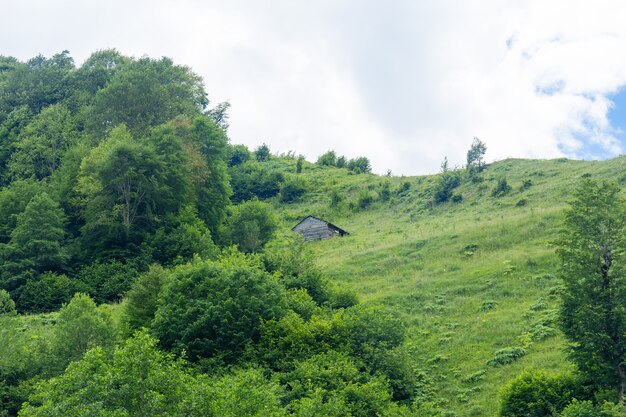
(291, 215, 349, 235)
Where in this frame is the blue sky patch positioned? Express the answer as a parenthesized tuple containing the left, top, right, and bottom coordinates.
(608, 88, 626, 147)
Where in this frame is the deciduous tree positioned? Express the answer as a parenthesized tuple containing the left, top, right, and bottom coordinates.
(557, 179, 626, 400)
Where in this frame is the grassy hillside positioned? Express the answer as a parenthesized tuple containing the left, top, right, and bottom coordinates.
(269, 155, 626, 416)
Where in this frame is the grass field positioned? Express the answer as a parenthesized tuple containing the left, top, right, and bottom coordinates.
(271, 155, 626, 416)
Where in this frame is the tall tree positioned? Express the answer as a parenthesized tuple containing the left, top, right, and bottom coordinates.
(557, 179, 626, 401)
(0, 51, 74, 115)
(86, 57, 207, 138)
(76, 124, 194, 259)
(466, 137, 487, 173)
(7, 104, 80, 181)
(0, 105, 32, 183)
(0, 192, 68, 293)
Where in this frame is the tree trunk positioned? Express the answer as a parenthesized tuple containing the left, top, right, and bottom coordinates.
(619, 363, 625, 403)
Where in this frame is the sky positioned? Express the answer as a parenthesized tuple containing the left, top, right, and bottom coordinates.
(3, 0, 626, 175)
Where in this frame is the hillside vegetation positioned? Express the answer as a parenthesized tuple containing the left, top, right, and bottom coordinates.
(1, 50, 626, 416)
(268, 155, 626, 416)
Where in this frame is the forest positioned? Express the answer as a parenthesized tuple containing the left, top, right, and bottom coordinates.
(1, 50, 626, 416)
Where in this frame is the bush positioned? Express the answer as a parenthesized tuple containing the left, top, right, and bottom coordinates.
(379, 181, 391, 202)
(0, 289, 16, 315)
(499, 370, 584, 417)
(520, 179, 533, 191)
(560, 400, 625, 417)
(347, 157, 371, 174)
(49, 293, 116, 374)
(17, 273, 89, 313)
(433, 171, 461, 203)
(492, 177, 512, 197)
(264, 242, 331, 305)
(142, 206, 218, 266)
(227, 144, 251, 167)
(254, 143, 271, 161)
(280, 176, 308, 203)
(224, 200, 277, 253)
(296, 155, 304, 173)
(356, 190, 375, 210)
(123, 264, 169, 332)
(152, 256, 288, 363)
(317, 150, 337, 166)
(488, 346, 526, 366)
(229, 161, 284, 203)
(76, 260, 140, 304)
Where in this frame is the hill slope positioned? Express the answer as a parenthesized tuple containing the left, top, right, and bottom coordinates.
(268, 156, 626, 416)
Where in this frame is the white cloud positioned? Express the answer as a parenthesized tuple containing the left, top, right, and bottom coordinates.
(3, 0, 626, 174)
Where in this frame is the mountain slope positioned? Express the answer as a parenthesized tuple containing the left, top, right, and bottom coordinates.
(269, 156, 626, 416)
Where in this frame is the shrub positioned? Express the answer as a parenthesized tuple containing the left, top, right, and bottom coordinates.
(17, 273, 89, 313)
(379, 182, 391, 202)
(152, 256, 288, 363)
(492, 177, 512, 197)
(286, 288, 319, 320)
(254, 143, 271, 161)
(280, 176, 308, 203)
(224, 200, 277, 253)
(433, 171, 461, 203)
(76, 260, 140, 304)
(356, 190, 375, 210)
(49, 293, 116, 373)
(227, 144, 251, 167)
(487, 346, 526, 366)
(520, 179, 533, 191)
(296, 155, 304, 173)
(347, 157, 371, 174)
(229, 161, 284, 203)
(330, 190, 343, 208)
(142, 206, 218, 266)
(317, 150, 337, 166)
(0, 289, 16, 315)
(499, 370, 584, 417)
(123, 264, 170, 332)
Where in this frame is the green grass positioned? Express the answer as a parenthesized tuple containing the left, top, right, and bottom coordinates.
(270, 155, 626, 416)
(6, 155, 624, 416)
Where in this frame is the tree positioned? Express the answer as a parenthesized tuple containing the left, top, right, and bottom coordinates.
(317, 150, 337, 166)
(7, 104, 80, 181)
(347, 157, 371, 174)
(557, 179, 626, 400)
(224, 200, 277, 253)
(76, 124, 191, 258)
(466, 137, 487, 173)
(0, 289, 16, 315)
(227, 144, 251, 167)
(122, 264, 169, 332)
(16, 273, 88, 313)
(255, 143, 271, 162)
(152, 256, 287, 363)
(20, 331, 198, 417)
(499, 370, 583, 417)
(0, 51, 74, 115)
(86, 56, 207, 137)
(0, 192, 68, 294)
(0, 106, 32, 184)
(48, 293, 116, 374)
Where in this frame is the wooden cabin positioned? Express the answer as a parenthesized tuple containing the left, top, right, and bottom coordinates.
(292, 216, 349, 241)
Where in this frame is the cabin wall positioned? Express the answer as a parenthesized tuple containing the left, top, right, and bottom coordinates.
(293, 218, 338, 241)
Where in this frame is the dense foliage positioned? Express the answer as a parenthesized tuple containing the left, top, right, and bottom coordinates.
(4, 49, 626, 417)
